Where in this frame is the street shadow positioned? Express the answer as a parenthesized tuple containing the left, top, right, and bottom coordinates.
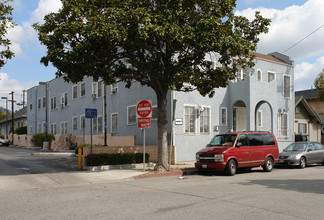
(238, 178, 324, 194)
(0, 156, 79, 176)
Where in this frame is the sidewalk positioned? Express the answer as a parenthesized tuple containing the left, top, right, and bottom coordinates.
(24, 146, 197, 179)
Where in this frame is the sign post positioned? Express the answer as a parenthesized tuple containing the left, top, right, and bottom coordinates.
(85, 108, 97, 154)
(137, 100, 152, 171)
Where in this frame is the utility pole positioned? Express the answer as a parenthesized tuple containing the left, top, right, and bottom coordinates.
(9, 91, 14, 145)
(22, 90, 26, 107)
(104, 83, 107, 146)
(1, 97, 8, 139)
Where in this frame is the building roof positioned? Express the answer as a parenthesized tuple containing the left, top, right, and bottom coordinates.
(0, 106, 27, 125)
(295, 89, 318, 100)
(295, 96, 323, 124)
(252, 52, 292, 65)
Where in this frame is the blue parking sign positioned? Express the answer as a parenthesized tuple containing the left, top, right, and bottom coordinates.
(85, 108, 97, 118)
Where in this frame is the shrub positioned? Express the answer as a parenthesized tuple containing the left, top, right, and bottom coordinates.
(31, 133, 55, 147)
(85, 153, 150, 166)
(15, 126, 27, 135)
(74, 144, 101, 154)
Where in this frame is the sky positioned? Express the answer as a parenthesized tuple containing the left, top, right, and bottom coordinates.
(1, 0, 323, 110)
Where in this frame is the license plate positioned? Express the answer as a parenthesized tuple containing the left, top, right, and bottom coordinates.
(202, 164, 207, 168)
(279, 160, 284, 163)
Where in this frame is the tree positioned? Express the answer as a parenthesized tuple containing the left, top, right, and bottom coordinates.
(0, 0, 15, 69)
(314, 69, 324, 101)
(34, 0, 270, 171)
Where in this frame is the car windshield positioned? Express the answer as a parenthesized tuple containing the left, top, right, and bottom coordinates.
(283, 143, 307, 152)
(209, 134, 237, 147)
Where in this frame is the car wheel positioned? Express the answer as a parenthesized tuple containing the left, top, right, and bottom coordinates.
(263, 157, 273, 172)
(225, 159, 237, 176)
(300, 157, 306, 169)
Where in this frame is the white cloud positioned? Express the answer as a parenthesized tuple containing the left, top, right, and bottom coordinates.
(6, 0, 62, 57)
(0, 73, 38, 109)
(236, 0, 324, 62)
(31, 0, 62, 24)
(294, 56, 324, 91)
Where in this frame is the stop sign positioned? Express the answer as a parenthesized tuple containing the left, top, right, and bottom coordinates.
(136, 100, 152, 118)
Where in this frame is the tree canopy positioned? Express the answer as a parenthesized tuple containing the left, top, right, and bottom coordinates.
(35, 0, 270, 170)
(0, 0, 15, 69)
(314, 69, 324, 101)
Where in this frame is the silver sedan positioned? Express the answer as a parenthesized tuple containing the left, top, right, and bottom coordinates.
(278, 142, 324, 168)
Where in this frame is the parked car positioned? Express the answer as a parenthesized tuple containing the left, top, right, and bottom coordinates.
(278, 142, 324, 168)
(195, 131, 279, 176)
(0, 138, 10, 146)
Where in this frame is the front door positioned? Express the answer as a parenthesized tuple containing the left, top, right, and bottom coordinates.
(234, 107, 247, 132)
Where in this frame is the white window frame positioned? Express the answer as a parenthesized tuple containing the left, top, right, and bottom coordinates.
(92, 81, 98, 98)
(257, 69, 262, 81)
(51, 96, 57, 110)
(199, 106, 211, 135)
(257, 110, 262, 127)
(42, 97, 46, 108)
(50, 123, 56, 135)
(184, 105, 197, 134)
(97, 115, 103, 133)
(61, 92, 68, 107)
(37, 122, 41, 133)
(60, 121, 68, 134)
(72, 116, 78, 131)
(37, 99, 41, 109)
(72, 85, 78, 100)
(283, 74, 291, 99)
(278, 113, 288, 138)
(298, 123, 307, 135)
(111, 113, 118, 133)
(80, 115, 85, 130)
(92, 117, 98, 134)
(42, 121, 46, 133)
(111, 83, 118, 94)
(127, 105, 137, 125)
(221, 107, 227, 126)
(97, 81, 103, 98)
(267, 71, 276, 82)
(80, 82, 86, 97)
(151, 106, 158, 120)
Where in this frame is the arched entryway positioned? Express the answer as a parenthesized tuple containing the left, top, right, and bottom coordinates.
(255, 101, 273, 132)
(232, 100, 247, 132)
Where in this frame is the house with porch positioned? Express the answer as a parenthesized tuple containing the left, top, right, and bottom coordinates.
(27, 51, 294, 162)
(295, 90, 324, 143)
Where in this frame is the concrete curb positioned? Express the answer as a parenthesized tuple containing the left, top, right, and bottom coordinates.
(134, 171, 185, 179)
(84, 163, 156, 171)
(31, 152, 76, 157)
(134, 168, 198, 179)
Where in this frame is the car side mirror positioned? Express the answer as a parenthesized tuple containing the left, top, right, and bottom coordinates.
(236, 142, 242, 148)
(307, 148, 312, 152)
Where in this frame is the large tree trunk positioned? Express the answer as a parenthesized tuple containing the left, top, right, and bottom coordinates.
(154, 90, 169, 171)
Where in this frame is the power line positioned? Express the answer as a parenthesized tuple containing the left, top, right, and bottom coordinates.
(283, 24, 324, 53)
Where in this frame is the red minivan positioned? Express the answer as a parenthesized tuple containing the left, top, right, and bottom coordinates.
(195, 131, 279, 176)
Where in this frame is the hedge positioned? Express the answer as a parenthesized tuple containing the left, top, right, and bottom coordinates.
(15, 126, 27, 135)
(85, 153, 150, 166)
(31, 133, 55, 147)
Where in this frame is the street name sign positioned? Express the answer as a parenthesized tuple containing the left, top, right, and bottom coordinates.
(85, 108, 97, 118)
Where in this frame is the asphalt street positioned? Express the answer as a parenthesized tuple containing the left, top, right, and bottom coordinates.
(1, 146, 324, 220)
(0, 146, 78, 175)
